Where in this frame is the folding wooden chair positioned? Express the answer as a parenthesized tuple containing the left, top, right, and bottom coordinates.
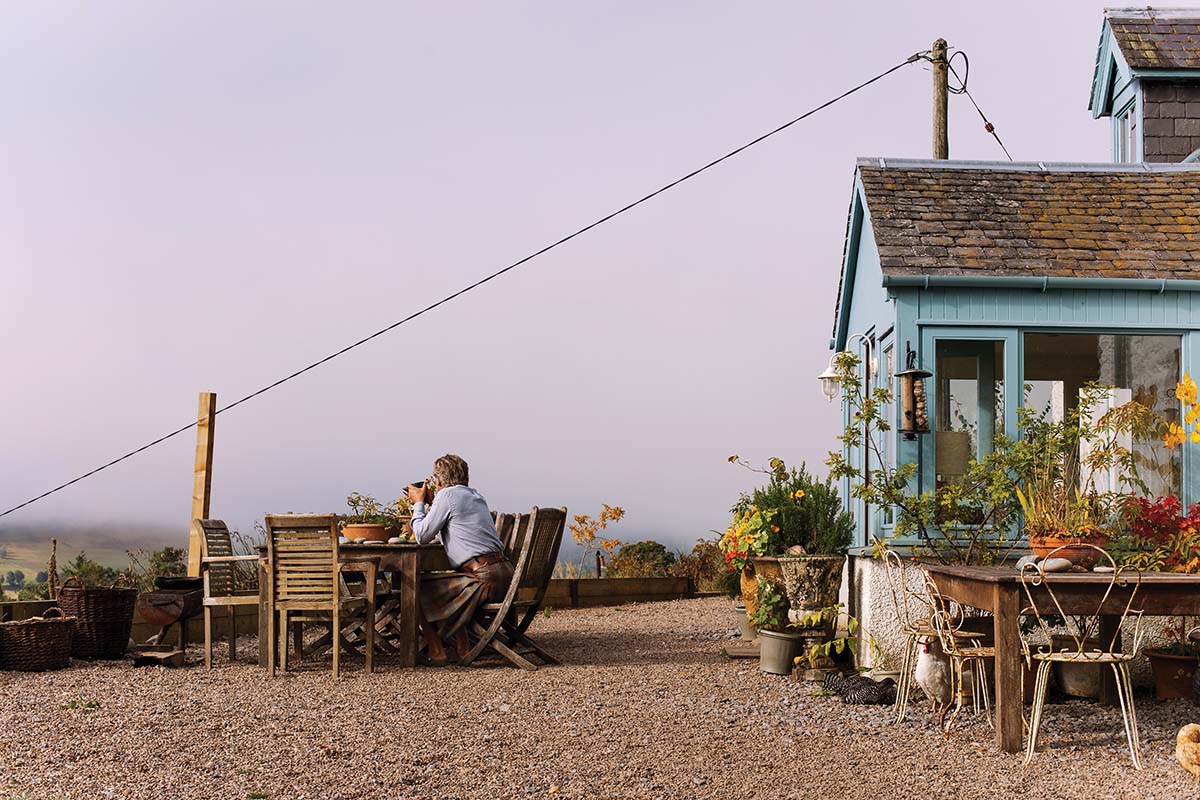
(494, 512, 518, 556)
(195, 519, 260, 669)
(460, 506, 567, 670)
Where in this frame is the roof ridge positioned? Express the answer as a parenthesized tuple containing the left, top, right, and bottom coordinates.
(855, 157, 1200, 173)
(1105, 7, 1200, 20)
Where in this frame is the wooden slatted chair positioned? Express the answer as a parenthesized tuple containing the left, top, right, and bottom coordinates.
(265, 513, 376, 678)
(460, 506, 567, 670)
(194, 519, 260, 669)
(507, 512, 531, 566)
(494, 512, 518, 556)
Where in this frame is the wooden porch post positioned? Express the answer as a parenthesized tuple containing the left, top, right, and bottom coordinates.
(187, 392, 217, 576)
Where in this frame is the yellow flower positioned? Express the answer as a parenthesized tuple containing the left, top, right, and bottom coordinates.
(1164, 422, 1187, 451)
(793, 489, 806, 501)
(1177, 374, 1199, 405)
(1190, 430, 1199, 444)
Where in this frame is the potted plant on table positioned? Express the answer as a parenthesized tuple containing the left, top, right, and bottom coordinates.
(340, 493, 412, 543)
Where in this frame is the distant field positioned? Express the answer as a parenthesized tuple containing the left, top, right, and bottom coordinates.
(0, 535, 177, 599)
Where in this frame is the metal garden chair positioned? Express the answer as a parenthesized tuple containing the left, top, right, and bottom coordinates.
(1019, 543, 1145, 768)
(925, 572, 995, 736)
(881, 549, 937, 722)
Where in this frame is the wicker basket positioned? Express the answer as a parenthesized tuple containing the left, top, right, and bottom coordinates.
(0, 607, 76, 671)
(56, 577, 139, 660)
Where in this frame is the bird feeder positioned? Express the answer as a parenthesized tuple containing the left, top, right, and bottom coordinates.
(895, 344, 931, 439)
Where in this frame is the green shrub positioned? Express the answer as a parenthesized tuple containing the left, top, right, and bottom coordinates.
(607, 540, 676, 578)
(670, 539, 727, 591)
(730, 460, 853, 555)
(61, 552, 120, 586)
(17, 581, 49, 601)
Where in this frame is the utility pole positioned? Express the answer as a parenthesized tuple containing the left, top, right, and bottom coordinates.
(932, 38, 949, 159)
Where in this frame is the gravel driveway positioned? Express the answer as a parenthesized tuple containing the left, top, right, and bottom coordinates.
(1, 597, 1198, 799)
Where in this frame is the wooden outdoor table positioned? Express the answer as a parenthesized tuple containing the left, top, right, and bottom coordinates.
(924, 564, 1200, 754)
(257, 542, 450, 669)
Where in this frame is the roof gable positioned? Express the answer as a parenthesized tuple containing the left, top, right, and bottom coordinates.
(1108, 7, 1200, 70)
(855, 158, 1200, 280)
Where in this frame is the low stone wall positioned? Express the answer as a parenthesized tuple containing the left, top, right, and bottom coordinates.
(0, 576, 693, 650)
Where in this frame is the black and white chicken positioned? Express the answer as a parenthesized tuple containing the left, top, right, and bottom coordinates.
(822, 672, 898, 705)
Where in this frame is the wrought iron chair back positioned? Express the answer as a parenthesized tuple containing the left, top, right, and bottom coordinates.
(923, 572, 980, 658)
(922, 571, 996, 735)
(1018, 543, 1145, 768)
(881, 549, 934, 631)
(1018, 544, 1145, 663)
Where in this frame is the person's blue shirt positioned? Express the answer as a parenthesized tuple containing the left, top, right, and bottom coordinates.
(410, 484, 504, 568)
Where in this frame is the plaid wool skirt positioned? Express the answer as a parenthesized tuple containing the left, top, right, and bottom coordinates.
(421, 555, 514, 638)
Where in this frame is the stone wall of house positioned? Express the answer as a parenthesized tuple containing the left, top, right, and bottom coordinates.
(1142, 81, 1200, 162)
(846, 554, 1169, 689)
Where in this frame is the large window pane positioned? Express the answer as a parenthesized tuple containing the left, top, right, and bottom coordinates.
(935, 340, 1005, 489)
(1023, 333, 1181, 497)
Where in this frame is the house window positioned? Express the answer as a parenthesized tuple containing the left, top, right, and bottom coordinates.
(1023, 333, 1180, 497)
(935, 340, 1005, 489)
(1116, 106, 1137, 163)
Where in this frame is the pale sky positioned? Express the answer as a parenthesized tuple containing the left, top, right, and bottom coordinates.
(1, 1, 1118, 549)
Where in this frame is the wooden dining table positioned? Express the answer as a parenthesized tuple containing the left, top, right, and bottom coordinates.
(925, 563, 1200, 754)
(256, 541, 450, 668)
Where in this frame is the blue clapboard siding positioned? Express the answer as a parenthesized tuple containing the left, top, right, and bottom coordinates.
(906, 286, 1200, 328)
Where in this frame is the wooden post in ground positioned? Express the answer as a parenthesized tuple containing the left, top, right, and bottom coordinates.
(187, 392, 217, 576)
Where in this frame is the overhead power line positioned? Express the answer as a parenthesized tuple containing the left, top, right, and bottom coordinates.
(946, 50, 1013, 161)
(0, 51, 925, 520)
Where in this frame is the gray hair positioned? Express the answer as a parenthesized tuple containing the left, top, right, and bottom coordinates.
(433, 454, 469, 488)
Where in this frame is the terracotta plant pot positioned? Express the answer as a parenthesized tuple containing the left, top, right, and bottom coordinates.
(341, 523, 388, 542)
(1028, 534, 1103, 568)
(1146, 649, 1200, 700)
(748, 556, 785, 585)
(740, 569, 759, 618)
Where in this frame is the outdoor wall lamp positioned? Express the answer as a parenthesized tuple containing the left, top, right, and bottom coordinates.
(895, 342, 931, 438)
(818, 333, 875, 403)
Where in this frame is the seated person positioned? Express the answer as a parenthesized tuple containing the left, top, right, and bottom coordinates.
(407, 453, 512, 664)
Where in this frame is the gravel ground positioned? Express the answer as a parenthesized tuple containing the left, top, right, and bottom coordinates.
(2, 597, 1199, 800)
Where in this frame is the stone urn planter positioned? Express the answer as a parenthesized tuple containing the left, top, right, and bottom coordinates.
(779, 555, 846, 620)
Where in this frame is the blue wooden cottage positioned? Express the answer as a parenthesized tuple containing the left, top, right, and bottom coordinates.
(831, 8, 1200, 551)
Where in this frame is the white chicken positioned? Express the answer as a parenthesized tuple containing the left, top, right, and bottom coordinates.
(914, 635, 953, 713)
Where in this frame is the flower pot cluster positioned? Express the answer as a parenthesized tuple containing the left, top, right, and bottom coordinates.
(718, 457, 858, 673)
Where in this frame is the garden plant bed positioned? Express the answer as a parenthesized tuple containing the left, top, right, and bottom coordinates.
(0, 597, 1197, 799)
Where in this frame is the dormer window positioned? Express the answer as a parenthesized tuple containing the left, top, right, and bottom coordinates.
(1115, 104, 1136, 163)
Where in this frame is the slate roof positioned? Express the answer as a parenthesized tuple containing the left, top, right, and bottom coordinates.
(856, 159, 1200, 279)
(1106, 7, 1200, 70)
